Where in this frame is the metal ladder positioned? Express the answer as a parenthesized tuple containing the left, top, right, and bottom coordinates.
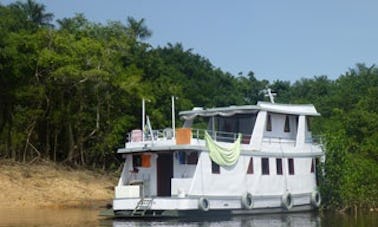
(131, 198, 153, 216)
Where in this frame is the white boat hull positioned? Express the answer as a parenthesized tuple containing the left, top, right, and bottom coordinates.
(113, 192, 318, 217)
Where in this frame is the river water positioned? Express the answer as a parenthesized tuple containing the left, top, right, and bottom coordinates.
(0, 208, 376, 226)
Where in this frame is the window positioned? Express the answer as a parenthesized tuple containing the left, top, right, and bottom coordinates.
(177, 151, 186, 164)
(311, 158, 315, 173)
(187, 152, 198, 165)
(215, 114, 256, 133)
(284, 115, 290, 132)
(177, 151, 198, 165)
(247, 157, 254, 174)
(276, 158, 283, 175)
(288, 158, 295, 175)
(261, 158, 269, 175)
(266, 114, 272, 131)
(133, 154, 142, 167)
(211, 160, 220, 174)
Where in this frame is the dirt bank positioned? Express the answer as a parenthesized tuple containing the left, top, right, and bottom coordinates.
(0, 159, 118, 208)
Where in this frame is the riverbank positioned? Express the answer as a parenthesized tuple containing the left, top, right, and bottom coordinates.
(0, 159, 117, 208)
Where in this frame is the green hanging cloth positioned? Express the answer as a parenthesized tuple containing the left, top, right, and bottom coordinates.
(205, 131, 242, 166)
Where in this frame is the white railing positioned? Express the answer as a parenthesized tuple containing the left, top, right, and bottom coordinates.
(127, 128, 174, 143)
(191, 128, 252, 144)
(311, 135, 324, 145)
(127, 128, 250, 144)
(126, 128, 322, 146)
(263, 137, 296, 145)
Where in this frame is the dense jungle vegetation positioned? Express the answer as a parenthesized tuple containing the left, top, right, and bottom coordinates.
(0, 1, 376, 210)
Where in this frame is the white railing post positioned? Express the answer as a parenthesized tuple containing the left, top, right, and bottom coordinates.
(171, 96, 176, 139)
(142, 99, 145, 141)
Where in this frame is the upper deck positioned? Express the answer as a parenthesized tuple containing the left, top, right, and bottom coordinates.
(117, 102, 322, 156)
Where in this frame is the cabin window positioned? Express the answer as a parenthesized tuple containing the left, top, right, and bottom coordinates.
(211, 160, 220, 174)
(177, 151, 186, 164)
(311, 158, 315, 173)
(187, 152, 198, 165)
(276, 158, 283, 175)
(261, 158, 269, 175)
(133, 154, 142, 167)
(266, 114, 272, 132)
(284, 115, 290, 132)
(247, 157, 254, 174)
(210, 114, 256, 142)
(288, 158, 295, 175)
(177, 151, 198, 165)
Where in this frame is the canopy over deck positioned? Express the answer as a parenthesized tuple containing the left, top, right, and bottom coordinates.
(179, 101, 320, 120)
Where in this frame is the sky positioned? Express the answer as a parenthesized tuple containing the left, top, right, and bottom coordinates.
(3, 0, 378, 82)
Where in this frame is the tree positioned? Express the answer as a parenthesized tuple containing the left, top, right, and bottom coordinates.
(10, 0, 54, 28)
(57, 13, 89, 33)
(236, 71, 267, 104)
(126, 17, 152, 40)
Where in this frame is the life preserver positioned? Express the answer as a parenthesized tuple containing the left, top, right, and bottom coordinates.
(281, 192, 293, 210)
(198, 197, 210, 211)
(311, 191, 321, 208)
(241, 193, 254, 209)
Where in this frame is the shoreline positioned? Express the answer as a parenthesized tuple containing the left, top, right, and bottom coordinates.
(0, 159, 117, 209)
(1, 159, 376, 213)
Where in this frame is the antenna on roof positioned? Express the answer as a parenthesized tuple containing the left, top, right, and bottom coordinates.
(262, 88, 276, 103)
(172, 96, 178, 138)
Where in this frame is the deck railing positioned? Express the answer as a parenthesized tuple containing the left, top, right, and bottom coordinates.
(191, 128, 251, 144)
(127, 128, 250, 144)
(126, 128, 322, 146)
(311, 135, 324, 145)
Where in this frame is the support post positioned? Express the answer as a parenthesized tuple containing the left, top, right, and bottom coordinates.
(172, 96, 176, 138)
(296, 115, 306, 149)
(142, 99, 145, 141)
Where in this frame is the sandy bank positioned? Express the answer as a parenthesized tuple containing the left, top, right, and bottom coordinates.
(0, 159, 118, 208)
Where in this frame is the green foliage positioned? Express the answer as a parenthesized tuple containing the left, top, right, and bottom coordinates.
(319, 131, 348, 208)
(317, 65, 378, 209)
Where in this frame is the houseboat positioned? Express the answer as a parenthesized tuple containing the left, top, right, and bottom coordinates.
(112, 95, 324, 217)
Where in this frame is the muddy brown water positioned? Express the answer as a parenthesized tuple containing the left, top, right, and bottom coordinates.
(0, 208, 376, 226)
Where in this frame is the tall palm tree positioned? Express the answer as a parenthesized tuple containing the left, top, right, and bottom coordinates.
(11, 0, 54, 28)
(57, 13, 88, 32)
(126, 16, 152, 40)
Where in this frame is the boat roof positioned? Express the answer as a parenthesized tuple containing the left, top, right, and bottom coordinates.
(179, 101, 320, 120)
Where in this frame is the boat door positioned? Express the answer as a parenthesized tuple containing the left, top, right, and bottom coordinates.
(157, 153, 173, 196)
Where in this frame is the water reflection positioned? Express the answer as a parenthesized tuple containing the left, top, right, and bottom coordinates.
(321, 211, 377, 227)
(110, 212, 321, 227)
(0, 208, 376, 227)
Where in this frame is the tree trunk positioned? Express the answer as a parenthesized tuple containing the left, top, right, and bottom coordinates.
(53, 128, 58, 162)
(79, 137, 85, 165)
(8, 122, 15, 161)
(66, 122, 75, 163)
(45, 124, 51, 160)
